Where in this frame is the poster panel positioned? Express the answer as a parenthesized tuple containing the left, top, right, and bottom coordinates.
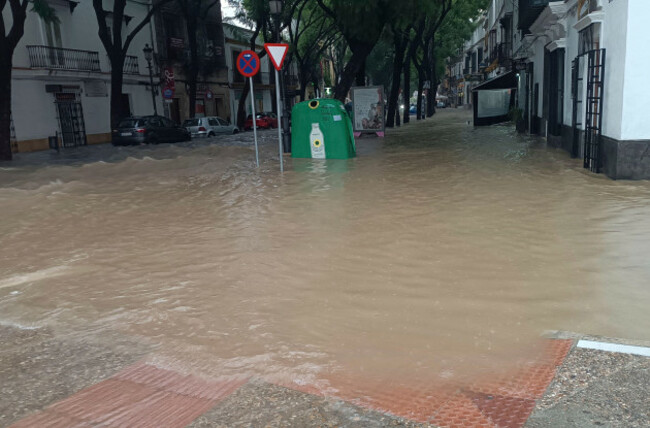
(351, 86, 385, 133)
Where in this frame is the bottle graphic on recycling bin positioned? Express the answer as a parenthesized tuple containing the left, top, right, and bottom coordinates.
(310, 123, 326, 159)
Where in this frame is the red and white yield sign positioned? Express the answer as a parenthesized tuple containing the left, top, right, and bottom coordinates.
(264, 43, 289, 71)
(236, 50, 260, 77)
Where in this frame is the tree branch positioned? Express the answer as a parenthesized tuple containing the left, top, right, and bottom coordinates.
(314, 0, 336, 21)
(124, 0, 174, 54)
(93, 0, 113, 52)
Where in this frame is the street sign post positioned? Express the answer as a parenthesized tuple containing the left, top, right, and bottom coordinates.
(237, 50, 261, 167)
(265, 43, 289, 173)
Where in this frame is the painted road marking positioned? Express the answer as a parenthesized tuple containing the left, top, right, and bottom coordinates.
(577, 340, 650, 357)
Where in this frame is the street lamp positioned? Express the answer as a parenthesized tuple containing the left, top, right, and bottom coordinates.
(269, 0, 282, 15)
(143, 43, 158, 116)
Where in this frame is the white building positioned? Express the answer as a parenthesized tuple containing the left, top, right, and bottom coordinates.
(6, 0, 162, 152)
(449, 0, 650, 179)
(520, 0, 650, 179)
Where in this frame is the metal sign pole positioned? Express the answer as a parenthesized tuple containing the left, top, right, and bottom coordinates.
(249, 77, 259, 167)
(274, 69, 284, 173)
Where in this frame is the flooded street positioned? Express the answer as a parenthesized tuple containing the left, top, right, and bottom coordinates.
(2, 109, 650, 391)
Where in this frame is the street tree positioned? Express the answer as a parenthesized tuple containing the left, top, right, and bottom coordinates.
(314, 0, 403, 102)
(228, 0, 301, 128)
(287, 1, 339, 101)
(176, 0, 223, 118)
(424, 0, 487, 117)
(0, 0, 57, 161)
(92, 0, 173, 128)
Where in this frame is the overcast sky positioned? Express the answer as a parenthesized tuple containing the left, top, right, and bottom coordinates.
(221, 4, 239, 21)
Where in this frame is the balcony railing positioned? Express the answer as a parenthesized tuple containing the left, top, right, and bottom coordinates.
(123, 55, 140, 74)
(498, 42, 513, 67)
(27, 45, 100, 72)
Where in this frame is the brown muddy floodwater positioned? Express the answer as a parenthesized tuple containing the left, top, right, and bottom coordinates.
(1, 109, 649, 389)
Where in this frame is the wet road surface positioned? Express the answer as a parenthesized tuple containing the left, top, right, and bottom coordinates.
(1, 109, 649, 395)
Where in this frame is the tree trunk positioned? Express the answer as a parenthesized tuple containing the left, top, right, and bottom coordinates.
(109, 54, 126, 128)
(414, 55, 426, 121)
(236, 78, 251, 129)
(386, 32, 407, 128)
(0, 61, 13, 161)
(403, 55, 411, 124)
(416, 80, 425, 121)
(187, 17, 199, 118)
(427, 45, 437, 117)
(299, 76, 308, 101)
(395, 101, 401, 126)
(355, 58, 366, 86)
(333, 43, 372, 102)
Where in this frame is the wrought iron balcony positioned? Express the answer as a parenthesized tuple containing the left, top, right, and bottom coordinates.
(123, 55, 140, 74)
(498, 42, 513, 68)
(27, 45, 100, 72)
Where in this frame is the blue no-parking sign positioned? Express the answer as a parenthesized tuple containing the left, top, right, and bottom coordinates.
(236, 50, 260, 77)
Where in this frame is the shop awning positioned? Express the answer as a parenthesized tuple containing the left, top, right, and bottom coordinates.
(472, 71, 517, 91)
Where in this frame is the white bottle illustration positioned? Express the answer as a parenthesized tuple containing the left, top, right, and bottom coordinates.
(310, 123, 326, 159)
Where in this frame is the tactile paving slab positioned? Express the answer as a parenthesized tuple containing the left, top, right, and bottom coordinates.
(10, 363, 247, 428)
(279, 339, 573, 428)
(10, 339, 572, 428)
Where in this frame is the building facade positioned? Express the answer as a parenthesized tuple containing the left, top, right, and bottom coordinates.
(6, 0, 161, 153)
(153, 2, 229, 125)
(448, 0, 650, 179)
(519, 0, 650, 179)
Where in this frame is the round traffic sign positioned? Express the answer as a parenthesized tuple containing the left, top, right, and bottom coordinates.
(163, 86, 174, 99)
(236, 50, 260, 78)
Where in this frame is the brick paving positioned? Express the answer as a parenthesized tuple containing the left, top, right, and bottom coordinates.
(9, 364, 246, 428)
(278, 339, 573, 427)
(9, 340, 572, 428)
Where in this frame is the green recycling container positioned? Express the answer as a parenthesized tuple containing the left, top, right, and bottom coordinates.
(291, 99, 356, 159)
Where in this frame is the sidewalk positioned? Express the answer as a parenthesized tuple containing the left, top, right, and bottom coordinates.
(2, 325, 648, 427)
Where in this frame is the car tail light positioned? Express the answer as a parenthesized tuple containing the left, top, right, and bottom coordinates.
(199, 126, 207, 132)
(135, 128, 146, 133)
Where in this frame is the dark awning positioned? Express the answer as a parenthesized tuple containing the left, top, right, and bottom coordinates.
(472, 71, 518, 91)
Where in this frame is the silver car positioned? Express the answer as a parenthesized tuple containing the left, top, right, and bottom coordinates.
(182, 116, 239, 138)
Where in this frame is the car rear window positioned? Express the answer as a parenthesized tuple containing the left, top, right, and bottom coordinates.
(183, 119, 199, 126)
(117, 119, 143, 128)
(183, 119, 200, 127)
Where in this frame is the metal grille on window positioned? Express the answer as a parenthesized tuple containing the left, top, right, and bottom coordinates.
(55, 93, 87, 148)
(583, 49, 605, 173)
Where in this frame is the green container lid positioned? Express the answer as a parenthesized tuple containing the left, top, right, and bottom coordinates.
(291, 99, 356, 159)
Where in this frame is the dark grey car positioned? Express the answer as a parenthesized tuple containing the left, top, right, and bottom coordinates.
(112, 116, 191, 146)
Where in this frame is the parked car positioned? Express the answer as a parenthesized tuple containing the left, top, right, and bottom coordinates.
(409, 104, 417, 114)
(244, 113, 278, 130)
(262, 112, 279, 128)
(436, 101, 446, 108)
(183, 116, 239, 138)
(112, 116, 191, 146)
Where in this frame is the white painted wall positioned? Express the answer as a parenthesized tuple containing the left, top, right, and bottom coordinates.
(599, 0, 628, 141)
(561, 11, 579, 126)
(620, 0, 650, 140)
(7, 0, 160, 143)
